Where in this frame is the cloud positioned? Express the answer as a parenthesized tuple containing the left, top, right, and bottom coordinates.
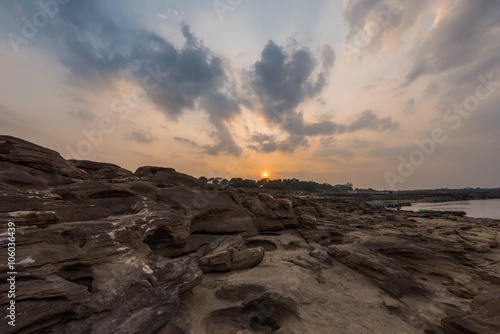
(403, 98, 416, 114)
(314, 147, 355, 158)
(68, 109, 96, 122)
(245, 40, 338, 152)
(157, 10, 183, 21)
(320, 136, 336, 148)
(248, 133, 309, 154)
(404, 0, 500, 86)
(347, 110, 399, 132)
(126, 131, 157, 144)
(174, 137, 200, 148)
(133, 151, 154, 159)
(249, 109, 398, 153)
(319, 44, 336, 72)
(175, 116, 242, 156)
(343, 0, 430, 54)
(350, 139, 371, 149)
(248, 40, 335, 119)
(2, 1, 242, 156)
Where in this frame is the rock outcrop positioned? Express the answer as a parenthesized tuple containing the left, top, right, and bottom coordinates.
(1, 135, 499, 334)
(198, 235, 265, 273)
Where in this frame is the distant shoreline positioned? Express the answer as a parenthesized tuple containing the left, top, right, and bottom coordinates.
(304, 189, 500, 205)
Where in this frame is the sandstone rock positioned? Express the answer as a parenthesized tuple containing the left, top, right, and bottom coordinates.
(154, 186, 259, 235)
(199, 251, 232, 272)
(69, 159, 137, 182)
(327, 243, 426, 297)
(197, 236, 265, 273)
(190, 208, 255, 234)
(135, 166, 204, 187)
(442, 290, 500, 333)
(205, 235, 245, 254)
(231, 247, 265, 271)
(0, 215, 203, 334)
(0, 135, 92, 187)
(52, 181, 140, 215)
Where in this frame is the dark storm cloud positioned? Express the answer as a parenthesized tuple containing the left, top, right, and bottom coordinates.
(125, 131, 157, 144)
(405, 0, 500, 86)
(248, 40, 335, 121)
(245, 40, 342, 152)
(2, 0, 242, 155)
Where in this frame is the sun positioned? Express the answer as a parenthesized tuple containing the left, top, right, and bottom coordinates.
(262, 172, 268, 178)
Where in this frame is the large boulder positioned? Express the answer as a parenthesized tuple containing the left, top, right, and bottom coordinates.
(442, 290, 500, 333)
(52, 182, 140, 215)
(0, 212, 203, 334)
(327, 243, 426, 297)
(0, 136, 92, 187)
(198, 236, 265, 273)
(69, 160, 137, 182)
(134, 166, 204, 187)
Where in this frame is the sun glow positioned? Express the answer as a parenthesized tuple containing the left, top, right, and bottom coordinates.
(262, 172, 268, 178)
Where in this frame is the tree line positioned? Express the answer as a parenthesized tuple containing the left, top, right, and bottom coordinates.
(199, 176, 354, 193)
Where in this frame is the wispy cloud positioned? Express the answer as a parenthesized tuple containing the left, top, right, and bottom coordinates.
(126, 131, 157, 144)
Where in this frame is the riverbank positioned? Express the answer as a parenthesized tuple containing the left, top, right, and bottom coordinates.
(400, 198, 500, 220)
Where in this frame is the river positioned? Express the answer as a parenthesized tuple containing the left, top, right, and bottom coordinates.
(401, 198, 500, 220)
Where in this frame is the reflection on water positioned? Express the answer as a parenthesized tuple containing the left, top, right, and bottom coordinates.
(401, 198, 500, 220)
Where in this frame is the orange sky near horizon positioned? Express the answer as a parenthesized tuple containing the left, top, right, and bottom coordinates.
(1, 0, 499, 190)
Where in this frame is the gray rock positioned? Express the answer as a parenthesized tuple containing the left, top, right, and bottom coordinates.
(327, 243, 426, 297)
(69, 159, 137, 182)
(231, 247, 265, 271)
(197, 236, 265, 273)
(0, 135, 92, 187)
(442, 290, 500, 333)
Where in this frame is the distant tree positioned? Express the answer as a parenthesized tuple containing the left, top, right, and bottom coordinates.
(229, 178, 257, 188)
(229, 178, 242, 187)
(229, 176, 356, 193)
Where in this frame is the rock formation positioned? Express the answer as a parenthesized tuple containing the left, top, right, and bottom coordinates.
(0, 135, 499, 334)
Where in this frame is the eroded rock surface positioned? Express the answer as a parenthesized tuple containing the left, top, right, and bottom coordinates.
(1, 136, 499, 334)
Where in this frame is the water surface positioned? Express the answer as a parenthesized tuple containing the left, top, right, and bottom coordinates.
(401, 198, 500, 220)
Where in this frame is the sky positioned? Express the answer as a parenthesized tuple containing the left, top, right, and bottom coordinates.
(0, 0, 499, 190)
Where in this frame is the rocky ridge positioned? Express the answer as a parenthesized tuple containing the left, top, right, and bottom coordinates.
(0, 135, 499, 334)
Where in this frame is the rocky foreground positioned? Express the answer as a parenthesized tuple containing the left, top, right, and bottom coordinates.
(0, 135, 499, 334)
